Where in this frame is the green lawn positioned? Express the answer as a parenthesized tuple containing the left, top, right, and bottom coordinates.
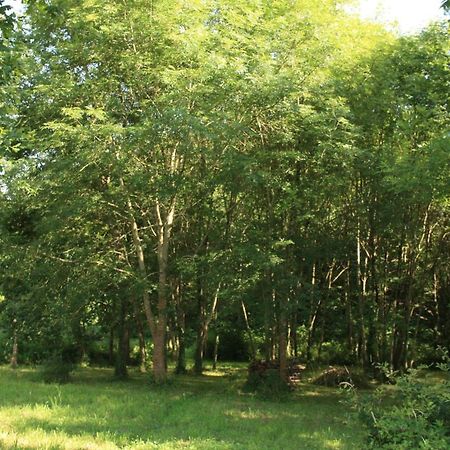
(0, 365, 365, 450)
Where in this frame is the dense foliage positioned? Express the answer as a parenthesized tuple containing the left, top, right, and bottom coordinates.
(0, 0, 449, 388)
(354, 358, 450, 449)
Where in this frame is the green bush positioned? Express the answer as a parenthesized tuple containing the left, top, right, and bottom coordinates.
(0, 330, 9, 363)
(319, 340, 356, 365)
(40, 351, 76, 384)
(243, 367, 291, 401)
(415, 343, 446, 366)
(354, 360, 450, 449)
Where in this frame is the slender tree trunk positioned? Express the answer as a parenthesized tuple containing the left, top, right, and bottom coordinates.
(10, 327, 18, 369)
(241, 299, 256, 360)
(152, 323, 166, 381)
(433, 271, 440, 346)
(193, 331, 205, 374)
(212, 333, 220, 370)
(400, 278, 414, 371)
(137, 325, 147, 373)
(307, 262, 319, 363)
(194, 284, 220, 374)
(369, 228, 381, 365)
(122, 175, 175, 383)
(175, 281, 187, 374)
(194, 274, 206, 375)
(115, 297, 128, 379)
(176, 330, 186, 374)
(345, 265, 354, 357)
(317, 322, 325, 363)
(264, 282, 274, 361)
(152, 199, 176, 382)
(176, 320, 186, 374)
(390, 238, 404, 371)
(356, 223, 368, 366)
(290, 312, 298, 358)
(109, 326, 114, 366)
(408, 312, 420, 368)
(131, 297, 147, 373)
(436, 275, 450, 349)
(278, 301, 288, 381)
(166, 316, 177, 360)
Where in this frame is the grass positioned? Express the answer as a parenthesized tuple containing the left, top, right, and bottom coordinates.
(0, 363, 366, 450)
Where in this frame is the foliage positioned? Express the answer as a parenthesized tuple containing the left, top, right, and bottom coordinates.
(39, 342, 81, 383)
(354, 359, 450, 449)
(243, 360, 295, 400)
(39, 353, 75, 384)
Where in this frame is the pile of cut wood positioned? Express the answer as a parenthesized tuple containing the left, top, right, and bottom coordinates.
(312, 365, 369, 388)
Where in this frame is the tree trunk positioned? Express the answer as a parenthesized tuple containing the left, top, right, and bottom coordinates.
(436, 274, 450, 350)
(317, 320, 325, 362)
(115, 297, 128, 379)
(278, 303, 288, 381)
(108, 326, 115, 366)
(176, 326, 186, 374)
(290, 312, 298, 358)
(356, 224, 368, 366)
(122, 177, 175, 383)
(345, 265, 354, 357)
(212, 333, 220, 370)
(10, 328, 18, 369)
(152, 256, 169, 381)
(132, 297, 147, 373)
(137, 325, 147, 373)
(194, 273, 206, 375)
(151, 199, 176, 383)
(307, 262, 319, 363)
(152, 324, 166, 382)
(175, 282, 187, 374)
(194, 283, 220, 374)
(264, 283, 274, 361)
(241, 299, 256, 361)
(193, 330, 205, 374)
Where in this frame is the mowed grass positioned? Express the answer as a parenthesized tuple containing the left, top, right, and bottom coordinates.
(0, 364, 365, 450)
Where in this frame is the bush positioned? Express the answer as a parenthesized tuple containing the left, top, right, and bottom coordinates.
(40, 349, 77, 383)
(0, 330, 10, 364)
(87, 347, 112, 366)
(319, 341, 356, 365)
(354, 359, 450, 449)
(244, 368, 291, 401)
(243, 360, 297, 400)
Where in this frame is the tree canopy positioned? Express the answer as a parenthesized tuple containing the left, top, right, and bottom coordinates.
(0, 0, 449, 383)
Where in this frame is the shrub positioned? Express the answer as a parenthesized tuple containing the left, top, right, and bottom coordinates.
(87, 347, 112, 366)
(354, 358, 450, 449)
(243, 360, 297, 400)
(40, 348, 77, 383)
(244, 367, 291, 401)
(319, 341, 356, 365)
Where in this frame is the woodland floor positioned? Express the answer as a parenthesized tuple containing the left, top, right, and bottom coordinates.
(0, 363, 367, 450)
